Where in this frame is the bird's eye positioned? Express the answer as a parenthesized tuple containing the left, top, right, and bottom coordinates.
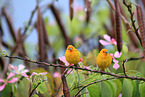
(103, 51, 105, 53)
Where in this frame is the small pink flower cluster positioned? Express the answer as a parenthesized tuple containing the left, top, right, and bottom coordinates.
(22, 72, 47, 80)
(0, 64, 48, 91)
(0, 73, 18, 91)
(99, 34, 117, 45)
(110, 51, 122, 70)
(99, 34, 122, 70)
(9, 64, 29, 74)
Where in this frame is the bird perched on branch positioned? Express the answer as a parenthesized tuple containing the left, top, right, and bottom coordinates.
(96, 49, 112, 71)
(65, 45, 81, 66)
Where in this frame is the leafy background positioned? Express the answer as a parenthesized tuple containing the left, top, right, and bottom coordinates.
(0, 0, 145, 97)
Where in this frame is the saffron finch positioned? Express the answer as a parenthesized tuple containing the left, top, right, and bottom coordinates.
(96, 49, 112, 71)
(65, 45, 81, 65)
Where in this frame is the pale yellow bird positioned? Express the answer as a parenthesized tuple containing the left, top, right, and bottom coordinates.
(96, 49, 112, 71)
(65, 45, 81, 65)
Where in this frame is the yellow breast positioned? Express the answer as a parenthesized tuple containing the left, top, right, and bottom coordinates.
(96, 53, 112, 71)
(65, 49, 81, 64)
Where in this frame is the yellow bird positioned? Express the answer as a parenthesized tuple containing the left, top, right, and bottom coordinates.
(65, 45, 81, 65)
(96, 49, 112, 71)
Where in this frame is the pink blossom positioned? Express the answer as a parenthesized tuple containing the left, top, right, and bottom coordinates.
(59, 56, 69, 66)
(9, 64, 17, 70)
(99, 34, 117, 45)
(9, 64, 29, 74)
(113, 60, 120, 70)
(59, 56, 83, 66)
(110, 51, 122, 70)
(22, 72, 47, 80)
(53, 72, 61, 78)
(114, 51, 122, 58)
(0, 72, 18, 91)
(82, 66, 91, 73)
(118, 93, 122, 97)
(22, 72, 37, 80)
(38, 72, 47, 75)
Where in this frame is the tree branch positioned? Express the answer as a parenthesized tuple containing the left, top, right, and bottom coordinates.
(74, 77, 117, 97)
(123, 0, 142, 45)
(29, 80, 46, 97)
(0, 54, 145, 81)
(122, 56, 144, 76)
(22, 5, 38, 36)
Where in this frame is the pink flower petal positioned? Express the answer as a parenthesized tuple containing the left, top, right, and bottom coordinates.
(7, 78, 18, 83)
(39, 72, 47, 75)
(99, 40, 111, 45)
(30, 72, 37, 77)
(26, 78, 30, 80)
(0, 78, 4, 82)
(9, 64, 14, 70)
(59, 56, 69, 66)
(21, 69, 29, 74)
(112, 59, 120, 70)
(118, 93, 122, 97)
(53, 72, 61, 78)
(80, 58, 83, 62)
(0, 84, 5, 91)
(69, 63, 74, 66)
(7, 73, 15, 80)
(114, 51, 122, 58)
(113, 63, 120, 70)
(110, 53, 114, 59)
(111, 38, 117, 45)
(113, 59, 119, 63)
(22, 73, 28, 78)
(18, 64, 25, 72)
(104, 34, 111, 42)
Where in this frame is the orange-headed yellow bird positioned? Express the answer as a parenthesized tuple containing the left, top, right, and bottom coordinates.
(96, 49, 112, 71)
(65, 45, 81, 65)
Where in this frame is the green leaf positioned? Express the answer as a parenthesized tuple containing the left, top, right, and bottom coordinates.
(87, 84, 101, 97)
(139, 81, 145, 97)
(130, 79, 136, 97)
(112, 79, 122, 97)
(1, 84, 12, 97)
(135, 80, 140, 97)
(122, 43, 128, 53)
(14, 78, 30, 97)
(32, 94, 39, 97)
(100, 81, 114, 97)
(30, 68, 55, 95)
(122, 78, 136, 97)
(36, 81, 47, 93)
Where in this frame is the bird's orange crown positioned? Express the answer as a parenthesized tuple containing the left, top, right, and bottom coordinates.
(67, 45, 75, 52)
(100, 49, 108, 56)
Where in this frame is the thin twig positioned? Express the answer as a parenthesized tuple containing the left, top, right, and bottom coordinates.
(122, 60, 127, 76)
(29, 80, 46, 97)
(74, 77, 117, 97)
(22, 5, 38, 36)
(1, 55, 145, 81)
(123, 0, 142, 45)
(122, 56, 144, 76)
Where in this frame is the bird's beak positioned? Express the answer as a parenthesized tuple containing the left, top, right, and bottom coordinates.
(69, 48, 72, 50)
(105, 52, 108, 53)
